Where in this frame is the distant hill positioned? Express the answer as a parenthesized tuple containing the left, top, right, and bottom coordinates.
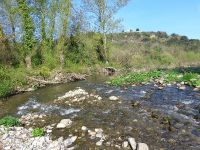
(109, 31, 200, 70)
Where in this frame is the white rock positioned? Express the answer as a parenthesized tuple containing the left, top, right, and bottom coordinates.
(137, 143, 149, 150)
(56, 119, 72, 128)
(122, 141, 129, 148)
(64, 136, 77, 147)
(81, 126, 87, 131)
(109, 96, 119, 101)
(95, 128, 103, 133)
(128, 138, 136, 150)
(96, 140, 104, 146)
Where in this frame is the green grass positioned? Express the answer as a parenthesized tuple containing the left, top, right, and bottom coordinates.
(0, 116, 21, 127)
(32, 128, 45, 137)
(109, 70, 200, 87)
(0, 67, 27, 97)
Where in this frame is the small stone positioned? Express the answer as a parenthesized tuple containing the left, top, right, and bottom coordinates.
(5, 146, 11, 150)
(178, 86, 186, 90)
(47, 129, 52, 133)
(122, 141, 129, 148)
(137, 143, 149, 150)
(193, 88, 200, 91)
(106, 142, 111, 146)
(96, 140, 103, 146)
(64, 136, 77, 147)
(132, 101, 140, 107)
(81, 126, 88, 131)
(56, 119, 72, 128)
(115, 145, 121, 149)
(95, 128, 103, 133)
(109, 96, 119, 101)
(128, 138, 136, 150)
(96, 133, 103, 138)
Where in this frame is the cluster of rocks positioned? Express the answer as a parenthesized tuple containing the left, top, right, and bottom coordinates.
(154, 78, 200, 91)
(20, 114, 47, 126)
(79, 125, 149, 150)
(0, 126, 77, 150)
(54, 88, 102, 105)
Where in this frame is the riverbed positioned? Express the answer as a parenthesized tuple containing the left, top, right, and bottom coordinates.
(0, 75, 200, 150)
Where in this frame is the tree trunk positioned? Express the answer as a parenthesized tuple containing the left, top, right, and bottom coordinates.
(60, 51, 64, 67)
(103, 32, 107, 62)
(25, 55, 32, 69)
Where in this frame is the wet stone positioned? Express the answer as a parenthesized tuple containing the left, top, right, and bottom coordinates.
(128, 138, 136, 150)
(137, 143, 149, 150)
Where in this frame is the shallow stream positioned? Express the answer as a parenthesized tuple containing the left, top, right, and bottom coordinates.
(0, 75, 200, 149)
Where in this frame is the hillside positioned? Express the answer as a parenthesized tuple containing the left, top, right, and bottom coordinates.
(109, 31, 200, 70)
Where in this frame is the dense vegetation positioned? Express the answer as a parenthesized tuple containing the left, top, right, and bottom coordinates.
(0, 0, 200, 97)
(109, 69, 200, 87)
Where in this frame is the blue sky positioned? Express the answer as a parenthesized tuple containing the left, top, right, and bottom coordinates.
(116, 0, 200, 39)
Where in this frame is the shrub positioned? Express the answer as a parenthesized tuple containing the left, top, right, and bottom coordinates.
(39, 66, 50, 79)
(0, 116, 20, 127)
(32, 128, 45, 137)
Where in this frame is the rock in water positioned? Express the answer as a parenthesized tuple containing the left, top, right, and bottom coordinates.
(56, 119, 72, 128)
(128, 138, 136, 150)
(109, 96, 118, 101)
(137, 143, 149, 150)
(96, 140, 103, 146)
(122, 141, 129, 148)
(81, 126, 88, 131)
(64, 136, 77, 147)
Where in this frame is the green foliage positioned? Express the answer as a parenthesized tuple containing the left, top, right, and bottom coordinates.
(109, 70, 162, 86)
(39, 66, 50, 79)
(109, 69, 200, 87)
(32, 128, 44, 137)
(0, 116, 20, 127)
(17, 0, 35, 56)
(0, 67, 27, 97)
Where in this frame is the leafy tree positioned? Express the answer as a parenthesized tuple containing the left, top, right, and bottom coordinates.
(83, 0, 129, 62)
(17, 0, 35, 68)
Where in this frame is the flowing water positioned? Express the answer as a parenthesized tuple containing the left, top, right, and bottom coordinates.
(0, 75, 200, 150)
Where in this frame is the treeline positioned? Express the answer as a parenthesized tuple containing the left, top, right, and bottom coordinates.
(0, 0, 129, 69)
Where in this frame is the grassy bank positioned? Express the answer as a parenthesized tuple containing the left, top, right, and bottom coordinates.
(108, 68, 200, 87)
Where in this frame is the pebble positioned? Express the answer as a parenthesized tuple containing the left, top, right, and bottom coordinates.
(0, 126, 77, 150)
(96, 140, 104, 146)
(137, 143, 149, 150)
(128, 138, 137, 150)
(122, 141, 129, 148)
(109, 96, 119, 101)
(81, 126, 88, 131)
(56, 119, 72, 128)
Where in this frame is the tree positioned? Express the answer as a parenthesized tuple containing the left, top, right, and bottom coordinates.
(0, 0, 18, 43)
(83, 0, 129, 62)
(56, 0, 71, 67)
(17, 0, 35, 68)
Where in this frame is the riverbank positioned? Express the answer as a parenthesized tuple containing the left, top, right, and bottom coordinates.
(0, 67, 87, 99)
(108, 68, 200, 91)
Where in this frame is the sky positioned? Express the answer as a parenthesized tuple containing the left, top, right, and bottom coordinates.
(116, 0, 200, 39)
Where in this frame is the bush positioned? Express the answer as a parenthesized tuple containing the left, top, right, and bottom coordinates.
(32, 128, 45, 137)
(0, 116, 20, 127)
(39, 66, 50, 79)
(0, 67, 27, 97)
